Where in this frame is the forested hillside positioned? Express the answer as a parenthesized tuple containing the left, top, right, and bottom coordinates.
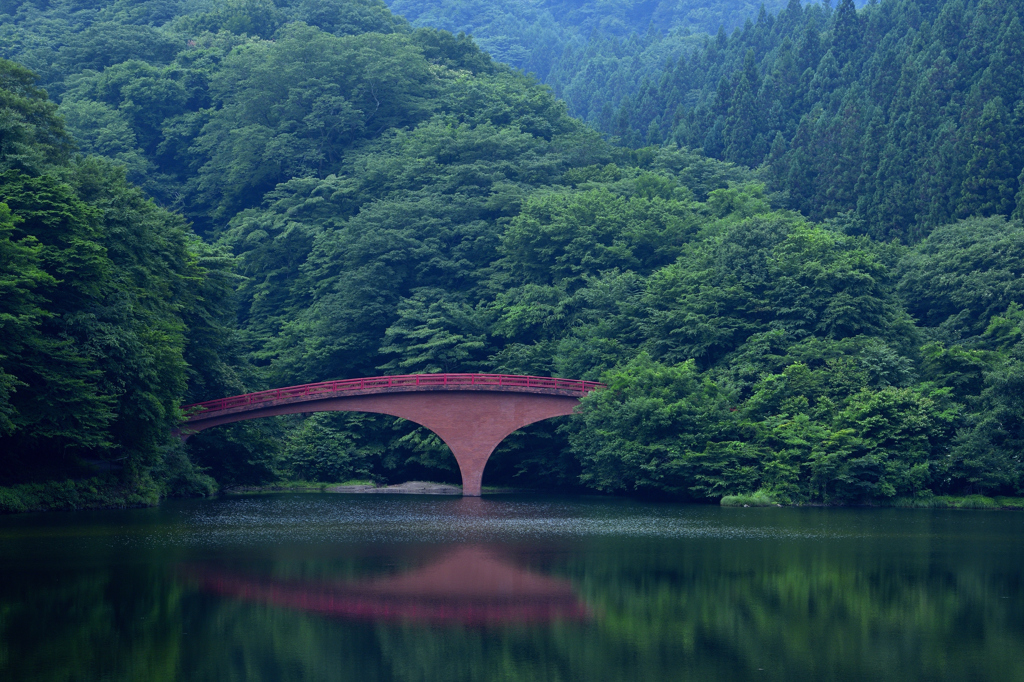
(382, 0, 794, 85)
(391, 0, 1024, 243)
(0, 57, 230, 505)
(576, 0, 1024, 243)
(1, 0, 1023, 510)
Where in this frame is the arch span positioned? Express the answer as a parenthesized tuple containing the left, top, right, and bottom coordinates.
(176, 374, 604, 496)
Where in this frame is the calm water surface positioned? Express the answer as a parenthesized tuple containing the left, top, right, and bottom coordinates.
(1, 494, 1022, 681)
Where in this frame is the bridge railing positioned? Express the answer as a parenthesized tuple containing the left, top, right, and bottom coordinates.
(183, 374, 605, 417)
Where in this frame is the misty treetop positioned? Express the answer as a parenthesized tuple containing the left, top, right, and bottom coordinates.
(383, 0, 797, 85)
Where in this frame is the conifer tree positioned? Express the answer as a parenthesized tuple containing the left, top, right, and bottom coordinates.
(959, 97, 1017, 218)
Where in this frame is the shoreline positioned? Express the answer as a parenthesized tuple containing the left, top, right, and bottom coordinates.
(3, 477, 1023, 513)
(225, 481, 462, 495)
(222, 481, 522, 496)
(721, 491, 1024, 510)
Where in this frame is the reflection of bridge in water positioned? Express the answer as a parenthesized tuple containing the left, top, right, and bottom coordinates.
(186, 546, 590, 626)
(176, 374, 604, 495)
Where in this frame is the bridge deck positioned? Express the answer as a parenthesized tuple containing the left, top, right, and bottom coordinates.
(183, 373, 604, 419)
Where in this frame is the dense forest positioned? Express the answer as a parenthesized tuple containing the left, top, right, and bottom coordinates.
(591, 0, 1024, 241)
(382, 0, 797, 86)
(389, 0, 1024, 243)
(1, 0, 1022, 511)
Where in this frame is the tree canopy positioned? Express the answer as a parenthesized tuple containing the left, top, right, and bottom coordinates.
(1, 0, 1023, 507)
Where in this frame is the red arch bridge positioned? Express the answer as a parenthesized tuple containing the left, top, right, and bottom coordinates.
(176, 373, 605, 496)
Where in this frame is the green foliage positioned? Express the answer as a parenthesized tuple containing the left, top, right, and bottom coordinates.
(946, 357, 1024, 495)
(0, 168, 119, 454)
(2, 0, 1024, 507)
(501, 185, 697, 289)
(568, 353, 735, 494)
(548, 0, 1024, 242)
(378, 289, 488, 373)
(0, 200, 51, 436)
(0, 60, 237, 505)
(386, 0, 790, 85)
(720, 488, 779, 506)
(185, 419, 285, 487)
(645, 213, 902, 367)
(897, 216, 1024, 338)
(185, 24, 443, 222)
(0, 58, 71, 172)
(0, 475, 161, 514)
(830, 386, 957, 501)
(281, 413, 381, 483)
(889, 494, 1001, 510)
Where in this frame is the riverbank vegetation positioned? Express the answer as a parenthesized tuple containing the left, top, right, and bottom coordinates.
(1, 0, 1023, 511)
(720, 490, 1024, 509)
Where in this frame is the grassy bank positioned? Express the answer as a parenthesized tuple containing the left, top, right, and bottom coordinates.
(0, 453, 217, 514)
(0, 476, 163, 514)
(720, 491, 1024, 509)
(224, 480, 375, 494)
(224, 481, 522, 495)
(720, 490, 781, 507)
(890, 495, 1024, 510)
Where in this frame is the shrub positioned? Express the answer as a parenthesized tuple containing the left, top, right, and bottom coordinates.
(721, 489, 779, 507)
(890, 495, 999, 509)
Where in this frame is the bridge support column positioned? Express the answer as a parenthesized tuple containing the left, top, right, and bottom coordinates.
(444, 441, 493, 497)
(391, 393, 579, 497)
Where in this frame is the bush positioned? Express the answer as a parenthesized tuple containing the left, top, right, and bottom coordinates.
(721, 489, 780, 507)
(0, 487, 30, 513)
(154, 446, 218, 499)
(0, 476, 161, 514)
(890, 495, 1000, 509)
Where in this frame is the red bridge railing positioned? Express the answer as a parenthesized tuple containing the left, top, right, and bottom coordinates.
(183, 373, 604, 418)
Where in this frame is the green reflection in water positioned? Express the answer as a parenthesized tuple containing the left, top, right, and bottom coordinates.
(1, 496, 1022, 681)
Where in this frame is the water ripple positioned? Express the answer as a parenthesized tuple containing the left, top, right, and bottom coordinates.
(115, 496, 856, 548)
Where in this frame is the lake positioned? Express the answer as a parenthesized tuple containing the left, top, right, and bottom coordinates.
(1, 494, 1022, 681)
